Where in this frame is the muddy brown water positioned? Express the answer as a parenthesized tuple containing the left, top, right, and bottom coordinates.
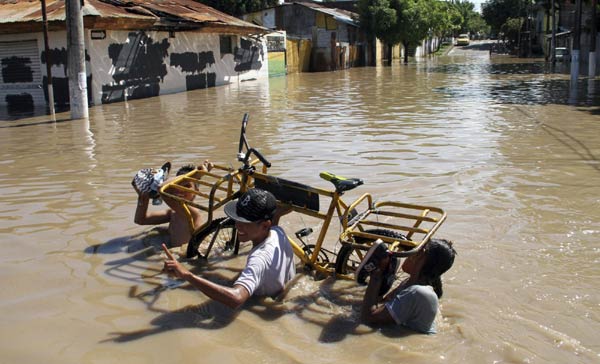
(1, 50, 600, 363)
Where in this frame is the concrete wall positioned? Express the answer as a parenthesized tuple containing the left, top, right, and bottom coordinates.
(0, 29, 268, 114)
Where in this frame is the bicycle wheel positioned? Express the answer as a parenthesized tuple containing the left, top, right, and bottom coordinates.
(334, 229, 407, 276)
(186, 217, 237, 259)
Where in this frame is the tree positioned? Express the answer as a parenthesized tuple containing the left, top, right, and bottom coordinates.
(356, 0, 401, 64)
(501, 17, 523, 46)
(356, 0, 484, 64)
(200, 0, 278, 16)
(430, 0, 462, 38)
(396, 0, 436, 63)
(468, 13, 491, 37)
(481, 0, 528, 35)
(453, 0, 475, 33)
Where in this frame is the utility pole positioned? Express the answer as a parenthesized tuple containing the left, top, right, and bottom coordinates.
(66, 0, 88, 119)
(551, 0, 556, 64)
(589, 0, 597, 78)
(41, 0, 55, 118)
(570, 0, 582, 86)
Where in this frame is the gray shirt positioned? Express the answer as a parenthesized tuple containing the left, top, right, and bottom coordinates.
(385, 284, 439, 334)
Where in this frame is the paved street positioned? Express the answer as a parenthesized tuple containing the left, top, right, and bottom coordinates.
(448, 40, 494, 56)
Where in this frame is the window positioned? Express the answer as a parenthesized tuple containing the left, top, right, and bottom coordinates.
(220, 35, 234, 55)
(267, 35, 285, 52)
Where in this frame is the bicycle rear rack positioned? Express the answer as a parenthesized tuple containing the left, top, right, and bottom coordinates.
(340, 199, 446, 257)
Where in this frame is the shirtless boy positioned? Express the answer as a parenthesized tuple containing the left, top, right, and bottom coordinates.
(133, 161, 212, 247)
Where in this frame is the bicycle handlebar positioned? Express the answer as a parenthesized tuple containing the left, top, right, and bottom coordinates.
(238, 113, 250, 155)
(237, 113, 271, 169)
(244, 148, 271, 168)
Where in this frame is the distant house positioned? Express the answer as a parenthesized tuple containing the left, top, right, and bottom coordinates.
(0, 0, 268, 117)
(242, 1, 373, 73)
(533, 0, 600, 65)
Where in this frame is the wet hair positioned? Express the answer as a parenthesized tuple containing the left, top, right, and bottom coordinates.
(419, 239, 457, 298)
(176, 164, 196, 176)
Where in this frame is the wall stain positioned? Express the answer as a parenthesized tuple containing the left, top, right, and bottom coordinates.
(38, 47, 93, 107)
(170, 51, 217, 91)
(43, 75, 93, 107)
(41, 47, 91, 75)
(102, 31, 170, 104)
(234, 38, 263, 72)
(2, 56, 35, 114)
(5, 93, 34, 117)
(2, 56, 33, 83)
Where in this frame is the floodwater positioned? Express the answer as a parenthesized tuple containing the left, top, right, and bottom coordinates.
(1, 46, 600, 364)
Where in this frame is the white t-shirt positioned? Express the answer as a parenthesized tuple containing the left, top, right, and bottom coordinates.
(234, 226, 296, 298)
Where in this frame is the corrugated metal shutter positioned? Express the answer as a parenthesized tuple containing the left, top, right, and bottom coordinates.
(0, 39, 46, 111)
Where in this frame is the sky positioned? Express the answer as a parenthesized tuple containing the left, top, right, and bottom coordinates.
(472, 0, 484, 12)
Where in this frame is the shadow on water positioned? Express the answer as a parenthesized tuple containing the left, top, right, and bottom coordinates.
(432, 62, 600, 111)
(429, 62, 553, 75)
(0, 117, 72, 128)
(288, 276, 415, 343)
(86, 229, 248, 338)
(0, 104, 69, 122)
(500, 99, 600, 176)
(97, 252, 417, 344)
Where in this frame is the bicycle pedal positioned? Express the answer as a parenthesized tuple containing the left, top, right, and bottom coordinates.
(295, 227, 313, 238)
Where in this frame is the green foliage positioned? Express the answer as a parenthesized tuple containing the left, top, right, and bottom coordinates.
(481, 0, 529, 34)
(468, 13, 491, 35)
(397, 0, 433, 47)
(501, 17, 523, 44)
(200, 0, 278, 16)
(356, 0, 487, 54)
(452, 0, 474, 33)
(356, 0, 399, 44)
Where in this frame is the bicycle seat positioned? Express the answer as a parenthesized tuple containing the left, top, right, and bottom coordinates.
(319, 172, 363, 192)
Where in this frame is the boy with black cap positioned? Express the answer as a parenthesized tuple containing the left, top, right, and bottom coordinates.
(163, 188, 296, 309)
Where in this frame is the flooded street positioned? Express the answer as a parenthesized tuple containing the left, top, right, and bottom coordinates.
(1, 46, 600, 364)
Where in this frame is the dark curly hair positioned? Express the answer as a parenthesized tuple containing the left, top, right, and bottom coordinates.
(176, 164, 196, 176)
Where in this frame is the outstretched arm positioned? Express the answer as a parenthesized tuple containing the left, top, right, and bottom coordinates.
(162, 244, 250, 309)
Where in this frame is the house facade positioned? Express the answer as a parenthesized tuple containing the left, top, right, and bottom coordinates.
(533, 0, 600, 69)
(0, 0, 269, 117)
(243, 1, 373, 72)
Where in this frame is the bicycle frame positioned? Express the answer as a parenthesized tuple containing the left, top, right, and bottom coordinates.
(251, 171, 359, 276)
(159, 113, 447, 280)
(159, 113, 269, 241)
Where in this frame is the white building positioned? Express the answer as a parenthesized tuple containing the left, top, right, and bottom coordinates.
(0, 0, 269, 117)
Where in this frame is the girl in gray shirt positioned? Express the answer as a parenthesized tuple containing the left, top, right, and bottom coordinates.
(358, 238, 457, 334)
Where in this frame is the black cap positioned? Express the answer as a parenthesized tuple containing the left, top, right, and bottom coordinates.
(224, 189, 277, 223)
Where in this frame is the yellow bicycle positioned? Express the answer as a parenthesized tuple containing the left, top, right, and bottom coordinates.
(160, 114, 447, 279)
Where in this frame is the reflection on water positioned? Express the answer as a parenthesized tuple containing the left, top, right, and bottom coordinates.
(1, 53, 599, 364)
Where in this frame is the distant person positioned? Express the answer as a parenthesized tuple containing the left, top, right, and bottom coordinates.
(357, 238, 456, 334)
(133, 161, 213, 247)
(162, 188, 296, 309)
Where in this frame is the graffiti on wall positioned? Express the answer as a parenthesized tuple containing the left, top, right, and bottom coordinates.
(2, 56, 33, 83)
(101, 31, 170, 104)
(41, 47, 91, 74)
(170, 51, 217, 91)
(1, 56, 35, 115)
(234, 38, 264, 72)
(40, 48, 92, 108)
